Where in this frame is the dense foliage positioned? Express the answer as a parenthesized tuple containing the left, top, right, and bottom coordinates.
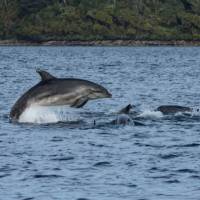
(1, 0, 200, 41)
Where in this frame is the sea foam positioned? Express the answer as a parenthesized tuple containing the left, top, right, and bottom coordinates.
(19, 105, 81, 124)
(138, 110, 164, 119)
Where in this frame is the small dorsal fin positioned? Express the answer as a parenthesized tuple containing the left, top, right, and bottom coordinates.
(118, 104, 134, 114)
(36, 69, 56, 81)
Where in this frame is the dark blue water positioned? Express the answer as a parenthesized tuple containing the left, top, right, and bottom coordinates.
(1, 46, 200, 200)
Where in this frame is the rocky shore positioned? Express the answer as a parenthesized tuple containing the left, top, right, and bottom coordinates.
(1, 40, 200, 46)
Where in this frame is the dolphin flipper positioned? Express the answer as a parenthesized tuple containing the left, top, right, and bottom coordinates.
(71, 97, 88, 108)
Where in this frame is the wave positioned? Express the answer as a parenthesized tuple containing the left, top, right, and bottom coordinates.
(136, 107, 200, 119)
(17, 105, 200, 124)
(18, 105, 81, 124)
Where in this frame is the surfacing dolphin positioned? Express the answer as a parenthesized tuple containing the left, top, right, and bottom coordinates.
(156, 105, 192, 115)
(10, 69, 112, 121)
(118, 104, 134, 114)
(112, 104, 144, 126)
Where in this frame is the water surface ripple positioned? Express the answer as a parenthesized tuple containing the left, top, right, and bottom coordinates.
(0, 46, 200, 200)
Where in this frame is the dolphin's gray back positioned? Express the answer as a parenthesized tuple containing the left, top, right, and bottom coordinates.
(156, 105, 192, 114)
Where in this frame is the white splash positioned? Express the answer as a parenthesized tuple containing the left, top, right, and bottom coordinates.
(138, 110, 164, 119)
(18, 105, 81, 124)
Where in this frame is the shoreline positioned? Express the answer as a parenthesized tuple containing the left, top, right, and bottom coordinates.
(1, 40, 200, 46)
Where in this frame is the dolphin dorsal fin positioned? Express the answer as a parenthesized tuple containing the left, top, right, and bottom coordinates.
(118, 104, 133, 114)
(36, 69, 56, 81)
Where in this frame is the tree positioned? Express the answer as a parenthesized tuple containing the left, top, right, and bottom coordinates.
(18, 0, 53, 16)
(0, 0, 19, 37)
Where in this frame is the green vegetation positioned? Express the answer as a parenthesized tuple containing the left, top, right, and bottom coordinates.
(1, 0, 200, 41)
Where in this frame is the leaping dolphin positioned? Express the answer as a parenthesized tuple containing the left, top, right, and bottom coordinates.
(10, 69, 112, 121)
